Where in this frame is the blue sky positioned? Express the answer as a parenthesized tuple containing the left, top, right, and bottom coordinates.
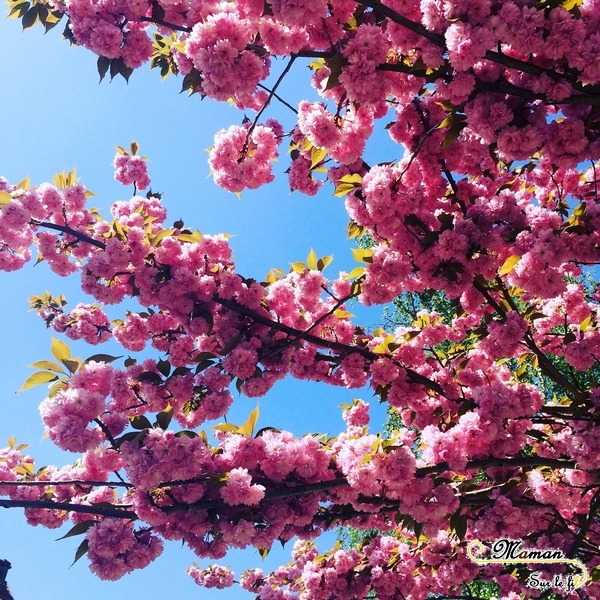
(0, 12, 396, 599)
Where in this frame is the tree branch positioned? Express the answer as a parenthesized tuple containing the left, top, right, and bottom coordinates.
(416, 456, 578, 477)
(213, 296, 445, 395)
(242, 55, 297, 155)
(31, 220, 106, 250)
(0, 480, 132, 488)
(139, 15, 192, 33)
(0, 498, 136, 520)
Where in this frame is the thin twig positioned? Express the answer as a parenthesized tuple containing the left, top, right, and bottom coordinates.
(242, 56, 297, 154)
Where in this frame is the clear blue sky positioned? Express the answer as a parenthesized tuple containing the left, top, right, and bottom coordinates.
(0, 13, 395, 598)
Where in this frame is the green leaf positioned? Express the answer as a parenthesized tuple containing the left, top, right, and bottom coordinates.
(21, 5, 38, 29)
(437, 113, 466, 130)
(154, 405, 173, 430)
(97, 56, 110, 82)
(70, 539, 89, 568)
(56, 520, 97, 541)
(156, 359, 171, 378)
(50, 336, 71, 362)
(136, 371, 163, 384)
(220, 332, 244, 356)
(324, 53, 345, 90)
(84, 354, 122, 365)
(258, 547, 270, 560)
(18, 371, 59, 392)
(130, 415, 153, 430)
(175, 430, 198, 439)
(440, 121, 467, 149)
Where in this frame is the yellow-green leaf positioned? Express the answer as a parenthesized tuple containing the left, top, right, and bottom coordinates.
(580, 314, 593, 332)
(290, 261, 308, 274)
(13, 464, 35, 476)
(18, 371, 59, 392)
(150, 228, 175, 246)
(48, 380, 67, 397)
(317, 255, 333, 271)
(334, 309, 355, 319)
(307, 248, 318, 271)
(50, 336, 71, 362)
(345, 266, 365, 280)
(0, 190, 12, 207)
(351, 248, 374, 263)
(301, 137, 313, 154)
(339, 173, 363, 185)
(17, 176, 30, 190)
(29, 360, 66, 373)
(498, 255, 520, 276)
(311, 146, 327, 169)
(176, 230, 202, 243)
(373, 334, 396, 355)
(211, 423, 239, 433)
(333, 183, 358, 198)
(7, 436, 16, 449)
(238, 404, 260, 437)
(53, 171, 66, 188)
(66, 169, 77, 187)
(265, 268, 285, 284)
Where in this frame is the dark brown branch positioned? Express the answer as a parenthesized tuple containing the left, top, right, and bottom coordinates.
(93, 418, 119, 450)
(416, 456, 578, 477)
(0, 480, 132, 488)
(162, 476, 350, 514)
(213, 296, 445, 395)
(243, 55, 297, 154)
(568, 488, 600, 558)
(257, 83, 298, 114)
(0, 498, 136, 520)
(354, 0, 444, 46)
(139, 15, 192, 33)
(31, 220, 106, 250)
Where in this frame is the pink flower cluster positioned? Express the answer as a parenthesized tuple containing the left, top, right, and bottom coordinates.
(86, 519, 163, 580)
(113, 154, 151, 190)
(209, 123, 280, 193)
(188, 564, 235, 589)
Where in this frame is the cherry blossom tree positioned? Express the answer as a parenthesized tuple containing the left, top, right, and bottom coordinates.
(2, 0, 600, 598)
